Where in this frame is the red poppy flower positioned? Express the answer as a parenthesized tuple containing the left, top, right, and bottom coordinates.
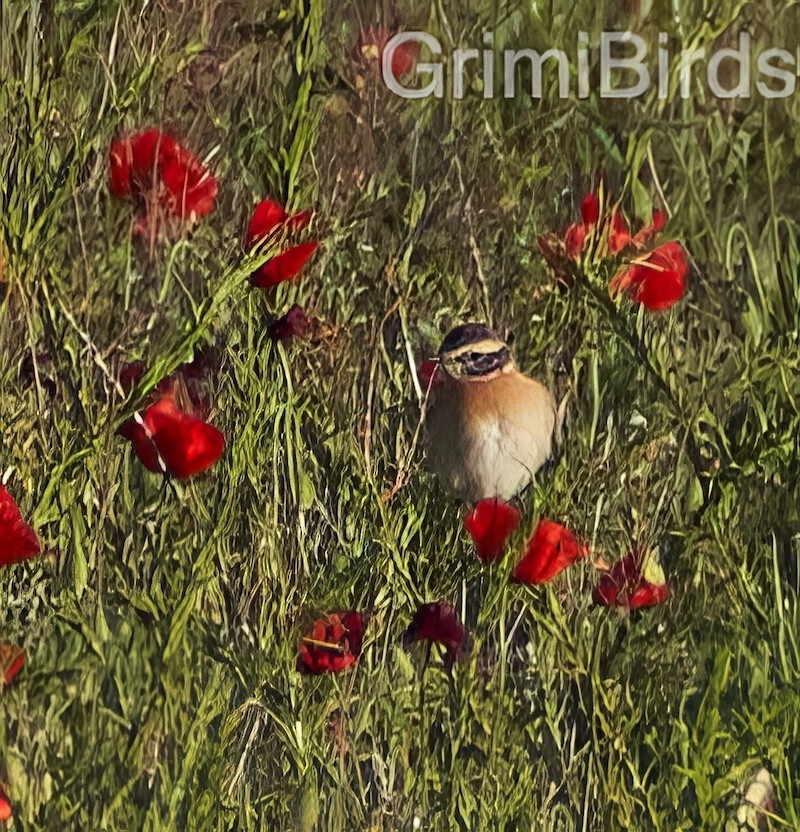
(119, 347, 218, 404)
(562, 192, 633, 259)
(0, 789, 11, 822)
(592, 550, 669, 609)
(118, 391, 224, 480)
(297, 611, 365, 675)
(402, 601, 469, 669)
(246, 199, 318, 289)
(0, 644, 25, 688)
(541, 191, 664, 269)
(267, 304, 313, 342)
(354, 26, 420, 78)
(118, 348, 223, 479)
(512, 519, 587, 585)
(609, 241, 689, 311)
(464, 498, 521, 564)
(109, 128, 218, 235)
(417, 359, 444, 392)
(0, 486, 40, 567)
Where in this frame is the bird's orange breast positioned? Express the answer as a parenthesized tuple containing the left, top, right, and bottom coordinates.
(425, 370, 556, 502)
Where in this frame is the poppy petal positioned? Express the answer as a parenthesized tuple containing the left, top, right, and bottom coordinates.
(286, 210, 312, 232)
(464, 498, 521, 564)
(108, 138, 134, 199)
(402, 601, 468, 668)
(580, 192, 600, 226)
(512, 519, 587, 585)
(118, 417, 164, 473)
(0, 790, 11, 822)
(143, 396, 225, 480)
(110, 129, 172, 201)
(161, 151, 218, 220)
(250, 242, 319, 289)
(246, 199, 288, 246)
(610, 241, 689, 311)
(563, 222, 588, 259)
(607, 211, 632, 253)
(119, 394, 224, 479)
(130, 128, 175, 180)
(0, 486, 40, 567)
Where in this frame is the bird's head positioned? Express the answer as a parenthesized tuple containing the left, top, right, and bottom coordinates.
(438, 323, 514, 380)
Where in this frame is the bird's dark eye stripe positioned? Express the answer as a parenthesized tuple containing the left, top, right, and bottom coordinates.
(459, 347, 510, 375)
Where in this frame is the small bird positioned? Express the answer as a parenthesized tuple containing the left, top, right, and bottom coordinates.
(425, 323, 556, 502)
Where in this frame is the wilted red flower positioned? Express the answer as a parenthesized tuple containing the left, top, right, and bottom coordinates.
(0, 486, 40, 567)
(0, 644, 25, 688)
(109, 128, 218, 236)
(267, 304, 313, 342)
(512, 519, 587, 585)
(298, 611, 365, 675)
(118, 391, 224, 480)
(176, 345, 221, 380)
(609, 240, 689, 311)
(464, 498, 521, 563)
(0, 789, 11, 823)
(246, 198, 318, 289)
(119, 360, 146, 392)
(19, 352, 57, 398)
(354, 26, 420, 78)
(402, 601, 468, 668)
(592, 550, 669, 609)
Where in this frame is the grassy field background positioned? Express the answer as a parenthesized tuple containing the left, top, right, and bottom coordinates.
(2, 0, 800, 829)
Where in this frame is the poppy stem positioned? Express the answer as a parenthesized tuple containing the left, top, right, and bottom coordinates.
(580, 273, 709, 512)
